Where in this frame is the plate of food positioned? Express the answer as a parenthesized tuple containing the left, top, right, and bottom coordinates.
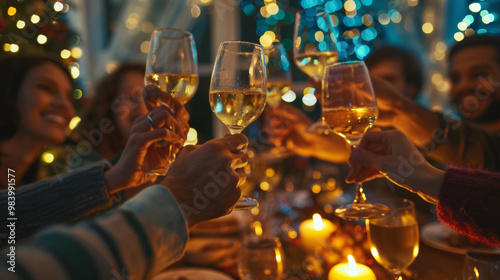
(421, 222, 493, 255)
(152, 267, 234, 280)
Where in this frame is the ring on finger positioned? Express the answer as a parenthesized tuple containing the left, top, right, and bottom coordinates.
(147, 113, 156, 129)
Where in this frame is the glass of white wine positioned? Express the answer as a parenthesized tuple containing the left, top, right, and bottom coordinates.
(144, 28, 199, 175)
(322, 60, 388, 220)
(293, 7, 338, 134)
(209, 41, 267, 209)
(367, 199, 419, 280)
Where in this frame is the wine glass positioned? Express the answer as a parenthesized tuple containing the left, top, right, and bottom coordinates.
(209, 41, 267, 209)
(367, 199, 419, 280)
(463, 248, 500, 280)
(293, 7, 338, 134)
(322, 60, 388, 220)
(238, 237, 284, 280)
(144, 28, 199, 175)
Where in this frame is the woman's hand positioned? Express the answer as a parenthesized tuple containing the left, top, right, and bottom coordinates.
(104, 105, 185, 193)
(263, 103, 350, 163)
(160, 134, 249, 227)
(346, 130, 445, 203)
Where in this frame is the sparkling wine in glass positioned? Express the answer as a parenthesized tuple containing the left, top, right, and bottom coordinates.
(144, 28, 199, 175)
(209, 41, 267, 209)
(293, 7, 338, 134)
(367, 199, 419, 279)
(322, 60, 388, 220)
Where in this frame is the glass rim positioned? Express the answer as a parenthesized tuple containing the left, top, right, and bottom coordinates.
(296, 7, 327, 16)
(325, 60, 366, 70)
(376, 198, 415, 211)
(152, 28, 193, 39)
(218, 41, 264, 54)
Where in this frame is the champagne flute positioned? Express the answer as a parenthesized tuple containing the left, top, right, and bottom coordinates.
(293, 7, 338, 134)
(322, 60, 388, 220)
(144, 28, 199, 175)
(209, 41, 267, 209)
(367, 199, 419, 280)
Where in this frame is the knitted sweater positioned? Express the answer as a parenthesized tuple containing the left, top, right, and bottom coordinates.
(437, 167, 500, 246)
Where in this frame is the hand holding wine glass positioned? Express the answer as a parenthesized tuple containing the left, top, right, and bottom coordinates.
(144, 28, 198, 175)
(209, 41, 267, 209)
(322, 61, 388, 220)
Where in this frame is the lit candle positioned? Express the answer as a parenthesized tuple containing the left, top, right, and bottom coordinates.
(328, 255, 376, 280)
(298, 213, 336, 253)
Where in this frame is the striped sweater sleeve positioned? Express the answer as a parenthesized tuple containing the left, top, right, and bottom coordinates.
(0, 161, 117, 245)
(0, 185, 188, 280)
(436, 167, 500, 246)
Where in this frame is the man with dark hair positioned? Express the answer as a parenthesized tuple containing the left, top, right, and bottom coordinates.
(373, 34, 500, 170)
(365, 46, 423, 101)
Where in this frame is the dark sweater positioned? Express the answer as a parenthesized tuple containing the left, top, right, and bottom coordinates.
(437, 167, 500, 246)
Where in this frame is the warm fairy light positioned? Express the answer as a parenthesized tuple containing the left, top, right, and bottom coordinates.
(259, 31, 275, 48)
(391, 11, 402, 23)
(31, 14, 41, 24)
(312, 170, 321, 179)
(37, 34, 48, 44)
(73, 89, 83, 99)
(378, 14, 390, 25)
(302, 93, 317, 106)
(312, 213, 323, 230)
(200, 0, 212, 4)
(458, 22, 467, 31)
(185, 128, 198, 145)
(54, 1, 64, 12)
(70, 66, 80, 79)
(265, 168, 275, 177)
(260, 181, 270, 191)
(407, 0, 418, 6)
(311, 184, 321, 194)
(469, 3, 481, 13)
(3, 44, 11, 52)
(7, 7, 17, 16)
(10, 44, 19, 53)
(191, 5, 201, 18)
(266, 3, 279, 15)
(454, 32, 465, 41)
(252, 221, 263, 236)
(69, 116, 81, 130)
(282, 90, 296, 102)
(422, 22, 434, 34)
(42, 152, 55, 163)
(16, 20, 26, 29)
(344, 0, 356, 12)
(60, 49, 71, 59)
(314, 31, 324, 42)
(71, 47, 83, 59)
(465, 28, 475, 37)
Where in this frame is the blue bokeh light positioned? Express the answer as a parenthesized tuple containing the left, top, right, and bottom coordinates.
(355, 44, 370, 59)
(324, 0, 343, 13)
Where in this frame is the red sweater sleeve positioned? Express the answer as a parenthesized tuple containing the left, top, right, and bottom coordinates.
(436, 167, 500, 246)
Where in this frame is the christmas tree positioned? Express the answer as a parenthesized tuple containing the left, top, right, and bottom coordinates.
(0, 0, 79, 61)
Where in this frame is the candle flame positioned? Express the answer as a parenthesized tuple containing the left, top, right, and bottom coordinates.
(312, 213, 323, 230)
(347, 255, 357, 272)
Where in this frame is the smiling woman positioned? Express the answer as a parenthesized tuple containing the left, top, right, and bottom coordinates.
(0, 55, 75, 185)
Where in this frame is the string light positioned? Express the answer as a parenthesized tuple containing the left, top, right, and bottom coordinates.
(16, 20, 26, 29)
(37, 34, 48, 44)
(422, 22, 434, 34)
(7, 7, 17, 16)
(60, 49, 71, 59)
(54, 2, 64, 12)
(10, 44, 19, 53)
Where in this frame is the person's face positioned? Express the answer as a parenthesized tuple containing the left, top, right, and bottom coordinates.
(368, 59, 417, 99)
(16, 62, 74, 144)
(114, 71, 148, 138)
(450, 46, 500, 122)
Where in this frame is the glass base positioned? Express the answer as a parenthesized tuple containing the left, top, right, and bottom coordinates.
(306, 120, 332, 135)
(335, 202, 389, 220)
(235, 196, 259, 210)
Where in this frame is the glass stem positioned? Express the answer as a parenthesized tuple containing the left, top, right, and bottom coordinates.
(392, 271, 403, 280)
(350, 142, 366, 204)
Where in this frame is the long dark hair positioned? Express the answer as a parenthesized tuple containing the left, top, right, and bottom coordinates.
(0, 55, 74, 141)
